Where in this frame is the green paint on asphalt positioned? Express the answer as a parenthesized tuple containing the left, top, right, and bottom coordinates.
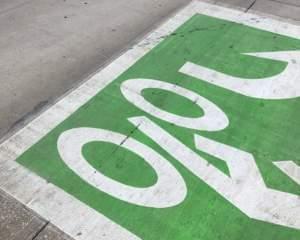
(17, 14, 300, 239)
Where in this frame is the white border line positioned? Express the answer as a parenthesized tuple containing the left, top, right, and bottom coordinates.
(0, 1, 300, 239)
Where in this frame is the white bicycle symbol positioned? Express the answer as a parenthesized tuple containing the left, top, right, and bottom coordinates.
(58, 51, 300, 230)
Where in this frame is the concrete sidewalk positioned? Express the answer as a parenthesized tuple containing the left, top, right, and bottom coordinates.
(0, 0, 300, 239)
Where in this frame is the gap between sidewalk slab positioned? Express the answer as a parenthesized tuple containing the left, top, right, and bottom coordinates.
(31, 222, 49, 240)
(245, 0, 257, 12)
(271, 0, 300, 8)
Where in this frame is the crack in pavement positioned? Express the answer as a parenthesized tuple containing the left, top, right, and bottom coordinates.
(31, 221, 50, 240)
(245, 0, 257, 12)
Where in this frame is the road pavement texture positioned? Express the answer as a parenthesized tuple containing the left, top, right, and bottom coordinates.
(1, 0, 300, 239)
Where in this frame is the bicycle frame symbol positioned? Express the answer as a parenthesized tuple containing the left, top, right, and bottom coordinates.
(58, 51, 300, 230)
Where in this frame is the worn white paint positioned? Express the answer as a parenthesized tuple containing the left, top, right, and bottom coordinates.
(121, 78, 229, 130)
(57, 127, 187, 208)
(129, 116, 300, 230)
(274, 161, 300, 185)
(0, 1, 300, 239)
(180, 51, 300, 99)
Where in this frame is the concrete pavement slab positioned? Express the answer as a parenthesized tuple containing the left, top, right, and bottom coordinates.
(271, 0, 300, 7)
(250, 0, 300, 21)
(0, 0, 33, 14)
(0, 189, 45, 240)
(1, 1, 300, 240)
(0, 189, 73, 240)
(214, 0, 255, 10)
(34, 224, 73, 240)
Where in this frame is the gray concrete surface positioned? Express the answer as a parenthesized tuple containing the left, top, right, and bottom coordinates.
(0, 189, 45, 240)
(0, 0, 190, 139)
(214, 0, 256, 10)
(33, 224, 73, 240)
(209, 0, 300, 18)
(0, 189, 72, 240)
(1, 0, 300, 239)
(251, 0, 300, 21)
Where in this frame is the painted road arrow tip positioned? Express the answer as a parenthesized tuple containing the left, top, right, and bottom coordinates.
(180, 50, 300, 99)
(243, 50, 300, 64)
(273, 161, 300, 185)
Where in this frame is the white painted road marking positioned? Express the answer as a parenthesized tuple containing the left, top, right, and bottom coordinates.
(180, 51, 300, 99)
(1, 1, 300, 239)
(274, 161, 300, 185)
(58, 127, 187, 208)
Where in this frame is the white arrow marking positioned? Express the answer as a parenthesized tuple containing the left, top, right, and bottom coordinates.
(180, 51, 300, 99)
(274, 161, 300, 185)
